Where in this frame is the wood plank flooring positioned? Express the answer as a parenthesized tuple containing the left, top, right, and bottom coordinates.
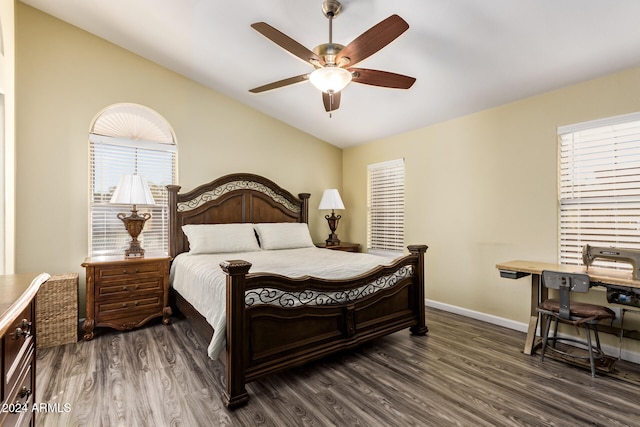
(36, 308, 640, 426)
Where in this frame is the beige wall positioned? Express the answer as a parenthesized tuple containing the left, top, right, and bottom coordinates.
(15, 4, 342, 314)
(344, 67, 640, 334)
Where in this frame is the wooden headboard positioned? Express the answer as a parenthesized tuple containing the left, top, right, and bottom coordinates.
(167, 173, 310, 258)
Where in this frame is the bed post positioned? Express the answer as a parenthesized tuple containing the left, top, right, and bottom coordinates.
(408, 245, 429, 335)
(298, 193, 310, 223)
(167, 185, 181, 259)
(220, 259, 252, 409)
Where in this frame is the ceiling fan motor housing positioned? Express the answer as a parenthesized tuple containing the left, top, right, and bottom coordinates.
(313, 43, 346, 68)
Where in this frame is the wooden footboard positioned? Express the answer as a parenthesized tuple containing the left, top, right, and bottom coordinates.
(220, 244, 428, 409)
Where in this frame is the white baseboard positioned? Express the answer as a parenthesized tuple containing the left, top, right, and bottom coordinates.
(426, 299, 530, 333)
(425, 299, 640, 365)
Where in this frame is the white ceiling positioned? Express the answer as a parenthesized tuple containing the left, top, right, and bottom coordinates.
(20, 0, 640, 148)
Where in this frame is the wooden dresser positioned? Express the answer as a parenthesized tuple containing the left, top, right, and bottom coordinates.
(81, 255, 171, 340)
(1, 273, 48, 427)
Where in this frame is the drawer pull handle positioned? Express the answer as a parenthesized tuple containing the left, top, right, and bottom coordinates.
(21, 319, 32, 330)
(19, 386, 32, 399)
(134, 301, 139, 306)
(135, 285, 140, 290)
(13, 327, 27, 339)
(122, 303, 128, 308)
(13, 319, 32, 340)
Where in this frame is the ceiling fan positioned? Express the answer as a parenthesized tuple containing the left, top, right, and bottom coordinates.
(249, 0, 416, 115)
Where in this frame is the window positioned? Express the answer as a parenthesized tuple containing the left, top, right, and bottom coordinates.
(367, 159, 405, 255)
(558, 112, 640, 270)
(89, 104, 176, 256)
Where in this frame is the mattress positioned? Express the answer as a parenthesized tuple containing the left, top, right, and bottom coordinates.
(170, 247, 404, 359)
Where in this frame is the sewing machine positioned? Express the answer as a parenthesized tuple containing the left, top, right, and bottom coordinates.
(582, 244, 640, 307)
(582, 244, 640, 279)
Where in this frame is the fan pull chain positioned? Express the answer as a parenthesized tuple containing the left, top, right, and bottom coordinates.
(329, 92, 334, 118)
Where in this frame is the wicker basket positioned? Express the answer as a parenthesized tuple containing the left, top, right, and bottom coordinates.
(36, 273, 79, 348)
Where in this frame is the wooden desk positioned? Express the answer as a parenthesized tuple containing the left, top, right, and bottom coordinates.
(495, 260, 640, 355)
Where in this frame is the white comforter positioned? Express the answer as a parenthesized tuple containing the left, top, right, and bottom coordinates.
(170, 247, 399, 359)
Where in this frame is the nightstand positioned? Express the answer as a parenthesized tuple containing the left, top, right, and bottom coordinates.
(81, 254, 172, 340)
(316, 242, 360, 252)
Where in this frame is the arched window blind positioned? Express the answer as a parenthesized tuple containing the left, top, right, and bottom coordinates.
(367, 159, 405, 256)
(89, 104, 177, 256)
(558, 112, 640, 270)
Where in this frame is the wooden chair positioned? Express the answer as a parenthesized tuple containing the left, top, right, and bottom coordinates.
(537, 270, 616, 376)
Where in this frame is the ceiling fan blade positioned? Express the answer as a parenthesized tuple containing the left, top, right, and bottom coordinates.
(249, 74, 309, 93)
(350, 68, 416, 89)
(336, 14, 409, 67)
(251, 22, 325, 66)
(322, 91, 341, 112)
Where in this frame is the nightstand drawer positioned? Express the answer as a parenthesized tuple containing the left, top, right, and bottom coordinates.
(94, 261, 163, 282)
(96, 295, 163, 320)
(95, 277, 163, 300)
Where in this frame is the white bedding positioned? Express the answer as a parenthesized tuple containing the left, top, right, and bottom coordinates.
(170, 247, 402, 359)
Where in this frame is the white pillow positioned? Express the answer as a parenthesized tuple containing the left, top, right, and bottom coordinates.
(254, 223, 315, 250)
(182, 223, 261, 254)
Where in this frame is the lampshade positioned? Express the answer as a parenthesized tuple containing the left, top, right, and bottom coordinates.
(309, 67, 352, 93)
(319, 189, 345, 210)
(110, 174, 156, 206)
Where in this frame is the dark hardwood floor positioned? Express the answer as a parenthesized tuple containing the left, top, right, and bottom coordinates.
(36, 308, 640, 426)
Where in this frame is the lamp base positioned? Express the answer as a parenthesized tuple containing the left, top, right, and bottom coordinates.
(324, 210, 342, 246)
(124, 243, 145, 259)
(325, 234, 341, 246)
(117, 207, 151, 259)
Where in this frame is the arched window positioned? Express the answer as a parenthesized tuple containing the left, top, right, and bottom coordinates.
(89, 103, 177, 256)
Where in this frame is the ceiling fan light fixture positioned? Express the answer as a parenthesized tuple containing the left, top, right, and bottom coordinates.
(249, 4, 414, 112)
(309, 66, 352, 93)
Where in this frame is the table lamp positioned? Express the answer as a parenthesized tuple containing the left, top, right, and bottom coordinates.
(110, 174, 156, 258)
(319, 189, 345, 246)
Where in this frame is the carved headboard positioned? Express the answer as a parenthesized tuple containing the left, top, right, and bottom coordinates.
(167, 173, 310, 258)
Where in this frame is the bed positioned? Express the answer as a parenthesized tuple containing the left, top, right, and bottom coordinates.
(167, 173, 428, 408)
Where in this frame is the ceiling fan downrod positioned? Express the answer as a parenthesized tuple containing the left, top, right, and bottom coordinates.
(322, 0, 342, 62)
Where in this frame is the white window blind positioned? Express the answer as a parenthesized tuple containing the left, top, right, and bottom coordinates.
(367, 159, 405, 255)
(559, 112, 640, 270)
(90, 135, 176, 256)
